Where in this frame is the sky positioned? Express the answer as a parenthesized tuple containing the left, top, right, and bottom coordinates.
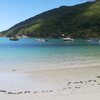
(0, 0, 91, 31)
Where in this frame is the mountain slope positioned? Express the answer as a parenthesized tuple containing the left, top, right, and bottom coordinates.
(1, 0, 100, 38)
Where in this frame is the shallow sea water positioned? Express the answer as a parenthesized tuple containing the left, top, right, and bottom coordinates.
(0, 37, 100, 71)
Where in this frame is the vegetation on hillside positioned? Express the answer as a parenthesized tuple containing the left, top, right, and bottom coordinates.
(1, 0, 100, 38)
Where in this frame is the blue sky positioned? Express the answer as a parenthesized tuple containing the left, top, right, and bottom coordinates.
(0, 0, 90, 31)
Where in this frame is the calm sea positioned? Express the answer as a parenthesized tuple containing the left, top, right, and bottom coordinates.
(0, 37, 100, 71)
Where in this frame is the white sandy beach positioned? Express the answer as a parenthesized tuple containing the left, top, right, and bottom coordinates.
(0, 66, 100, 100)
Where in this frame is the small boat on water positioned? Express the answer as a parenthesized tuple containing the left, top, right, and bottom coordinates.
(35, 38, 48, 42)
(21, 35, 28, 38)
(87, 39, 100, 42)
(9, 37, 19, 41)
(62, 37, 74, 41)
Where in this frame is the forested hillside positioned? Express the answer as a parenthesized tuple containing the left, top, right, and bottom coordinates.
(1, 0, 100, 38)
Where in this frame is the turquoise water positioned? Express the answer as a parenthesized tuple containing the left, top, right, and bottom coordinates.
(0, 37, 100, 71)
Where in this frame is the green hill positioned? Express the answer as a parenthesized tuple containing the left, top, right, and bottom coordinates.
(1, 0, 100, 38)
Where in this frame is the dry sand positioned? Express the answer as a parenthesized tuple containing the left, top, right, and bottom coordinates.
(0, 66, 100, 100)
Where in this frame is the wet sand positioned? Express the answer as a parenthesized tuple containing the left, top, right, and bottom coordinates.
(0, 66, 100, 100)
